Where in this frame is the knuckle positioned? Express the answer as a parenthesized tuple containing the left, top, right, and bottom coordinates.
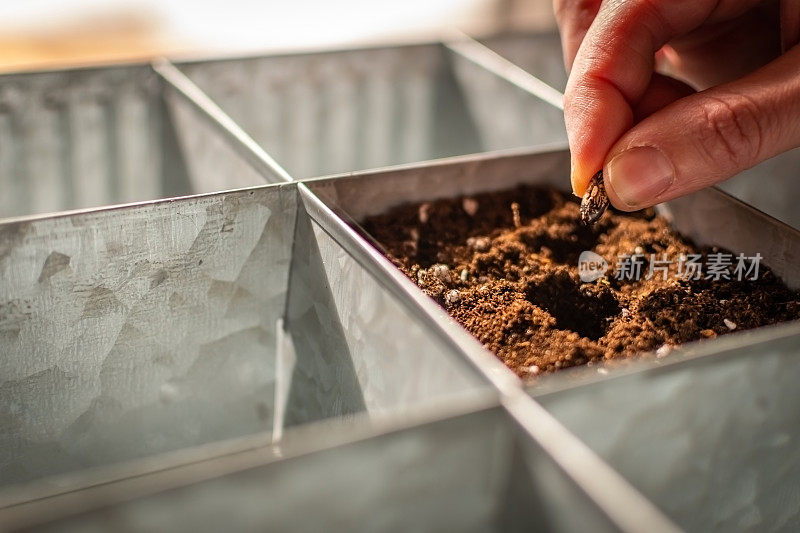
(694, 94, 764, 169)
(628, 0, 671, 30)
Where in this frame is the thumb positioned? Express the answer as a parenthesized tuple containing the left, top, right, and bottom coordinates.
(603, 44, 800, 211)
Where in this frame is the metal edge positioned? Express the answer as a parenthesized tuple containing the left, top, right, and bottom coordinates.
(0, 180, 290, 227)
(170, 38, 447, 69)
(0, 58, 155, 78)
(0, 35, 449, 78)
(0, 393, 502, 529)
(444, 29, 565, 111)
(299, 143, 569, 184)
(151, 58, 294, 184)
(0, 428, 274, 510)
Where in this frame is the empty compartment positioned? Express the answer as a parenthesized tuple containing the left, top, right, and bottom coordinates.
(0, 64, 279, 219)
(304, 148, 800, 385)
(176, 42, 566, 180)
(537, 326, 800, 532)
(3, 403, 674, 532)
(0, 181, 489, 493)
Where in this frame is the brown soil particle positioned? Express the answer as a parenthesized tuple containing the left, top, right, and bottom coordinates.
(362, 185, 800, 378)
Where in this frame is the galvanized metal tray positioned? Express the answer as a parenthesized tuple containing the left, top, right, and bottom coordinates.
(1, 32, 798, 533)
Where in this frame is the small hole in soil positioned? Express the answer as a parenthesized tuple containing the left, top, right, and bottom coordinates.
(526, 273, 620, 341)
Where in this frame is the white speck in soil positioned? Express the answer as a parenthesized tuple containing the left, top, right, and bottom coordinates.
(724, 318, 737, 330)
(467, 236, 490, 252)
(431, 264, 450, 282)
(418, 203, 431, 224)
(462, 197, 479, 216)
(445, 290, 460, 305)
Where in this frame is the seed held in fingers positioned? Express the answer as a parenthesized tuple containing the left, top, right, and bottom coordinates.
(580, 170, 610, 225)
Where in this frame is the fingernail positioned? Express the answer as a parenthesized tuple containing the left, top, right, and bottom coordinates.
(606, 146, 674, 209)
(569, 158, 580, 197)
(570, 159, 588, 197)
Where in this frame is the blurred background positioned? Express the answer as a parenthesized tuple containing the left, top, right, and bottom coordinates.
(0, 0, 557, 72)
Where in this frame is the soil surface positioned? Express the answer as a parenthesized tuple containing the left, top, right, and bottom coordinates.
(362, 185, 800, 378)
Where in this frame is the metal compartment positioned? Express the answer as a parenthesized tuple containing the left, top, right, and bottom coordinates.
(0, 179, 490, 493)
(175, 41, 566, 180)
(2, 401, 677, 532)
(0, 64, 281, 220)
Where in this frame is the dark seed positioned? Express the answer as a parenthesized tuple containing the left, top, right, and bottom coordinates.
(580, 170, 610, 225)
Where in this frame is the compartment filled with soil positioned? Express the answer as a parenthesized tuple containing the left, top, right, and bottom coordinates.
(363, 185, 800, 378)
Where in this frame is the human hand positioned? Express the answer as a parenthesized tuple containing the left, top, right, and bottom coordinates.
(555, 0, 800, 210)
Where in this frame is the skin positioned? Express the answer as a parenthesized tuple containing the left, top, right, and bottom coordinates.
(555, 0, 800, 210)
